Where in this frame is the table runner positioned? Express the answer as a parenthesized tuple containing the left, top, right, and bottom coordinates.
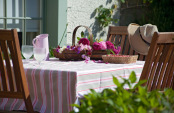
(0, 58, 144, 113)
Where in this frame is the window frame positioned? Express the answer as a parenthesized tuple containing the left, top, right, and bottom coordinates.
(0, 0, 43, 45)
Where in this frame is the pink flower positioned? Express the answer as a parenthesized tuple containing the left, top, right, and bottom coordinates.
(92, 42, 102, 50)
(106, 41, 115, 50)
(99, 41, 107, 50)
(78, 43, 92, 51)
(111, 46, 121, 55)
(81, 54, 90, 63)
(78, 38, 90, 45)
(112, 49, 119, 55)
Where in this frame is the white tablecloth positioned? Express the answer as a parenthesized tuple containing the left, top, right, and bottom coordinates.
(0, 58, 144, 113)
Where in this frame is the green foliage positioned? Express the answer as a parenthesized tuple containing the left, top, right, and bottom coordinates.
(70, 71, 174, 113)
(21, 53, 25, 59)
(93, 0, 126, 28)
(77, 31, 85, 42)
(49, 47, 54, 57)
(95, 5, 118, 27)
(136, 0, 174, 32)
(120, 0, 126, 3)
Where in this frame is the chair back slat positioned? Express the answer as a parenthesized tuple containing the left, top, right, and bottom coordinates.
(0, 46, 8, 91)
(8, 41, 22, 92)
(0, 29, 35, 112)
(151, 44, 170, 90)
(123, 37, 130, 55)
(145, 45, 163, 90)
(114, 35, 120, 45)
(119, 35, 126, 54)
(129, 47, 134, 55)
(108, 35, 115, 43)
(107, 26, 146, 61)
(156, 44, 173, 90)
(164, 48, 174, 89)
(1, 40, 15, 92)
(138, 54, 145, 61)
(140, 32, 174, 91)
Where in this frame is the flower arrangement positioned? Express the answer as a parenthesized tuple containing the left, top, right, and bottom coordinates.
(55, 37, 92, 61)
(54, 25, 121, 62)
(55, 36, 121, 62)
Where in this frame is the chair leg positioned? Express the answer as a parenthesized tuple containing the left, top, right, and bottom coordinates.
(24, 96, 35, 113)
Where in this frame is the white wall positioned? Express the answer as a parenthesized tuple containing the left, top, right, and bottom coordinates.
(67, 0, 120, 45)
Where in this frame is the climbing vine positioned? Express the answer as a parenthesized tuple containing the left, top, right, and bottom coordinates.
(95, 5, 118, 27)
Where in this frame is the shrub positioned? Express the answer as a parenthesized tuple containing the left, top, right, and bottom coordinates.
(70, 71, 174, 113)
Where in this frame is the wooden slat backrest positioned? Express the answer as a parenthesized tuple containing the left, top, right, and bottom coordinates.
(107, 26, 146, 61)
(140, 32, 174, 91)
(0, 29, 35, 113)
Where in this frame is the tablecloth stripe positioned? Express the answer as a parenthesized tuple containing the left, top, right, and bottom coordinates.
(31, 69, 38, 109)
(57, 71, 62, 113)
(40, 70, 47, 113)
(10, 99, 17, 110)
(67, 72, 71, 112)
(38, 70, 44, 112)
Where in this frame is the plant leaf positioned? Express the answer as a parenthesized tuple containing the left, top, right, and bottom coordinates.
(81, 31, 84, 37)
(110, 49, 115, 55)
(129, 71, 137, 83)
(138, 86, 146, 96)
(113, 76, 121, 87)
(138, 106, 146, 113)
(133, 80, 147, 90)
(71, 104, 80, 108)
(77, 37, 81, 41)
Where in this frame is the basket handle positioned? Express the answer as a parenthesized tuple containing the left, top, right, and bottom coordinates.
(72, 25, 93, 46)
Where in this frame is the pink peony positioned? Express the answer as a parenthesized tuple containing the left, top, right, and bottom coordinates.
(106, 41, 115, 50)
(78, 38, 90, 45)
(99, 41, 107, 50)
(112, 49, 119, 55)
(92, 42, 102, 50)
(78, 43, 92, 51)
(111, 46, 121, 55)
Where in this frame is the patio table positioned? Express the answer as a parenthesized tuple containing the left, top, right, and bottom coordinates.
(0, 58, 144, 113)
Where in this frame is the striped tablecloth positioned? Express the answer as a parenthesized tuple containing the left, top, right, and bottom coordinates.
(0, 58, 144, 113)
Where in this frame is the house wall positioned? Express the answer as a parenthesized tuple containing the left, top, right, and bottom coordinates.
(67, 0, 121, 45)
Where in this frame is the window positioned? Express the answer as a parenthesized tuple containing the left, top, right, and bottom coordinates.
(0, 0, 43, 45)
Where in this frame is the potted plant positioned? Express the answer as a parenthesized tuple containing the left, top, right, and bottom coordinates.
(70, 71, 174, 113)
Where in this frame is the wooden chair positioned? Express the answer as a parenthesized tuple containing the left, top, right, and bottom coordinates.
(140, 32, 174, 91)
(0, 29, 37, 113)
(107, 26, 146, 61)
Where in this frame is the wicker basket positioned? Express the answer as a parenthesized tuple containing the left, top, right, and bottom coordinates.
(53, 25, 93, 60)
(91, 50, 107, 60)
(53, 48, 66, 60)
(102, 55, 138, 64)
